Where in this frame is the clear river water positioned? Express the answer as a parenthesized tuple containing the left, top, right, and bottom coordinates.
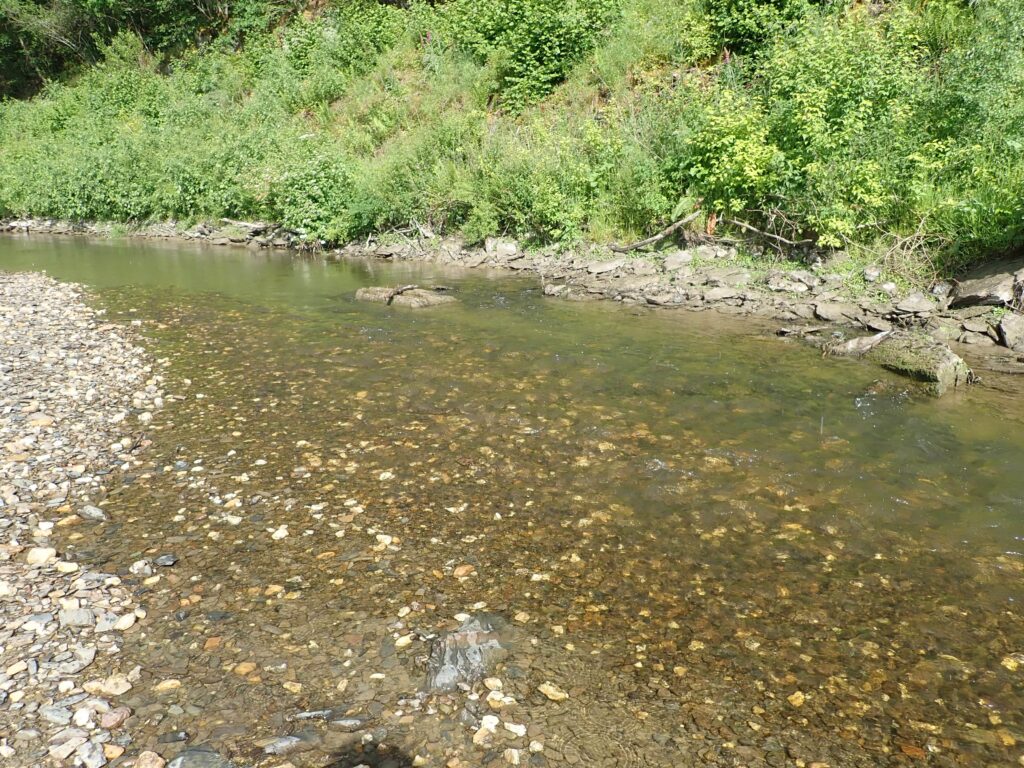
(2, 235, 1024, 768)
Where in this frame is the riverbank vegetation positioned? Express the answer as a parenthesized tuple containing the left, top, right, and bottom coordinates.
(1, 0, 1022, 278)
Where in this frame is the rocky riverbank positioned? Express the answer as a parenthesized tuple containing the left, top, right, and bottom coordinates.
(4, 217, 1023, 390)
(0, 273, 165, 767)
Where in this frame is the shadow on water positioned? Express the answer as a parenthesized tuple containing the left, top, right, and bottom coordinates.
(324, 745, 413, 768)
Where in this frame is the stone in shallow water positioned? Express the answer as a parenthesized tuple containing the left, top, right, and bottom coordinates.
(864, 331, 973, 396)
(79, 505, 108, 522)
(424, 614, 513, 693)
(328, 715, 370, 733)
(355, 287, 457, 308)
(167, 746, 236, 768)
(262, 733, 319, 755)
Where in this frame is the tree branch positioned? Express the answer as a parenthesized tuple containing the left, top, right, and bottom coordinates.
(722, 218, 814, 247)
(610, 211, 702, 253)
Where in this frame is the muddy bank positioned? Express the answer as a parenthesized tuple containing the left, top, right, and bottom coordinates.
(3, 217, 1022, 390)
(0, 273, 165, 766)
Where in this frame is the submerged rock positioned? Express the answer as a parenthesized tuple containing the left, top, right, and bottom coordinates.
(262, 733, 319, 755)
(824, 330, 973, 395)
(424, 614, 513, 693)
(167, 747, 236, 768)
(355, 286, 457, 308)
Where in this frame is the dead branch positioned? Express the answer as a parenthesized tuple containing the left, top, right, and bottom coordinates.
(386, 285, 419, 305)
(722, 218, 814, 247)
(610, 211, 702, 253)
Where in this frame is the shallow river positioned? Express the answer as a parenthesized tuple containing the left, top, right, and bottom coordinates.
(3, 236, 1024, 768)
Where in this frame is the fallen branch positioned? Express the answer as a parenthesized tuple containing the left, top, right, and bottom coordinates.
(722, 218, 814, 248)
(386, 285, 419, 305)
(610, 211, 702, 253)
(220, 218, 269, 233)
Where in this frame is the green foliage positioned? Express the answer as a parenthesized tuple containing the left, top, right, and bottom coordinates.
(442, 0, 621, 111)
(0, 0, 303, 97)
(755, 7, 925, 244)
(701, 0, 828, 53)
(1, 0, 1023, 277)
(668, 83, 785, 215)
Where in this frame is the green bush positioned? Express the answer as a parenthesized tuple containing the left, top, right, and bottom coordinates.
(701, 0, 829, 53)
(442, 0, 621, 111)
(667, 83, 786, 216)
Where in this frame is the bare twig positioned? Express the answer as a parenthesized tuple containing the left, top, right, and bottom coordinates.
(722, 218, 814, 248)
(610, 211, 702, 253)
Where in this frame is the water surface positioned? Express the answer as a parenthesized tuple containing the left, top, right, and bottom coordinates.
(3, 235, 1023, 767)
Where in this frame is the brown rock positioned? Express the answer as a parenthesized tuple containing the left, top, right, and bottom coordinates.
(100, 707, 131, 729)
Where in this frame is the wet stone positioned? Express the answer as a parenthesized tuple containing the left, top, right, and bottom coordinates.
(424, 614, 514, 693)
(167, 746, 236, 768)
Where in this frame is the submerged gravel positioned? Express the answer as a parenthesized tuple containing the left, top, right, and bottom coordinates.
(0, 273, 164, 766)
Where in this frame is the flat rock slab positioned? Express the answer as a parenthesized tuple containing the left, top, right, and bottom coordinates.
(355, 287, 457, 308)
(951, 259, 1024, 307)
(814, 302, 860, 323)
(998, 312, 1024, 351)
(587, 259, 625, 275)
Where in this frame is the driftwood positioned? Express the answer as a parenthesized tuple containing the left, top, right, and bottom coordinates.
(825, 331, 892, 358)
(385, 285, 418, 305)
(610, 211, 702, 253)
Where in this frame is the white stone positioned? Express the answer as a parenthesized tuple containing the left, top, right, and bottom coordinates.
(503, 722, 527, 737)
(25, 547, 57, 565)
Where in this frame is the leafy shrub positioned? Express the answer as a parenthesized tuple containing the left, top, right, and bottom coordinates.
(265, 150, 354, 241)
(756, 7, 924, 244)
(443, 0, 620, 111)
(667, 84, 785, 215)
(701, 0, 828, 53)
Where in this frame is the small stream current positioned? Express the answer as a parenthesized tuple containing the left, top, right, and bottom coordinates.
(3, 236, 1023, 767)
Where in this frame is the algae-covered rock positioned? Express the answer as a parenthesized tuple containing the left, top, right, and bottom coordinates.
(864, 330, 973, 396)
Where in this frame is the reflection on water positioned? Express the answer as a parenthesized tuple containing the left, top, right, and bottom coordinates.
(3, 235, 1024, 767)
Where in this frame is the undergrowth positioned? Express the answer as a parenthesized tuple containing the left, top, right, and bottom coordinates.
(0, 0, 1022, 278)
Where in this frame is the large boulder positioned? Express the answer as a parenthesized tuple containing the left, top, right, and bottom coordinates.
(864, 331, 973, 396)
(951, 259, 1024, 308)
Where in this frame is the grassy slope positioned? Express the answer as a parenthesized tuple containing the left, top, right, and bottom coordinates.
(0, 0, 1022, 283)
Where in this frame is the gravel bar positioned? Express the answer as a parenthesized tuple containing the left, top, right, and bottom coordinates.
(0, 272, 165, 767)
